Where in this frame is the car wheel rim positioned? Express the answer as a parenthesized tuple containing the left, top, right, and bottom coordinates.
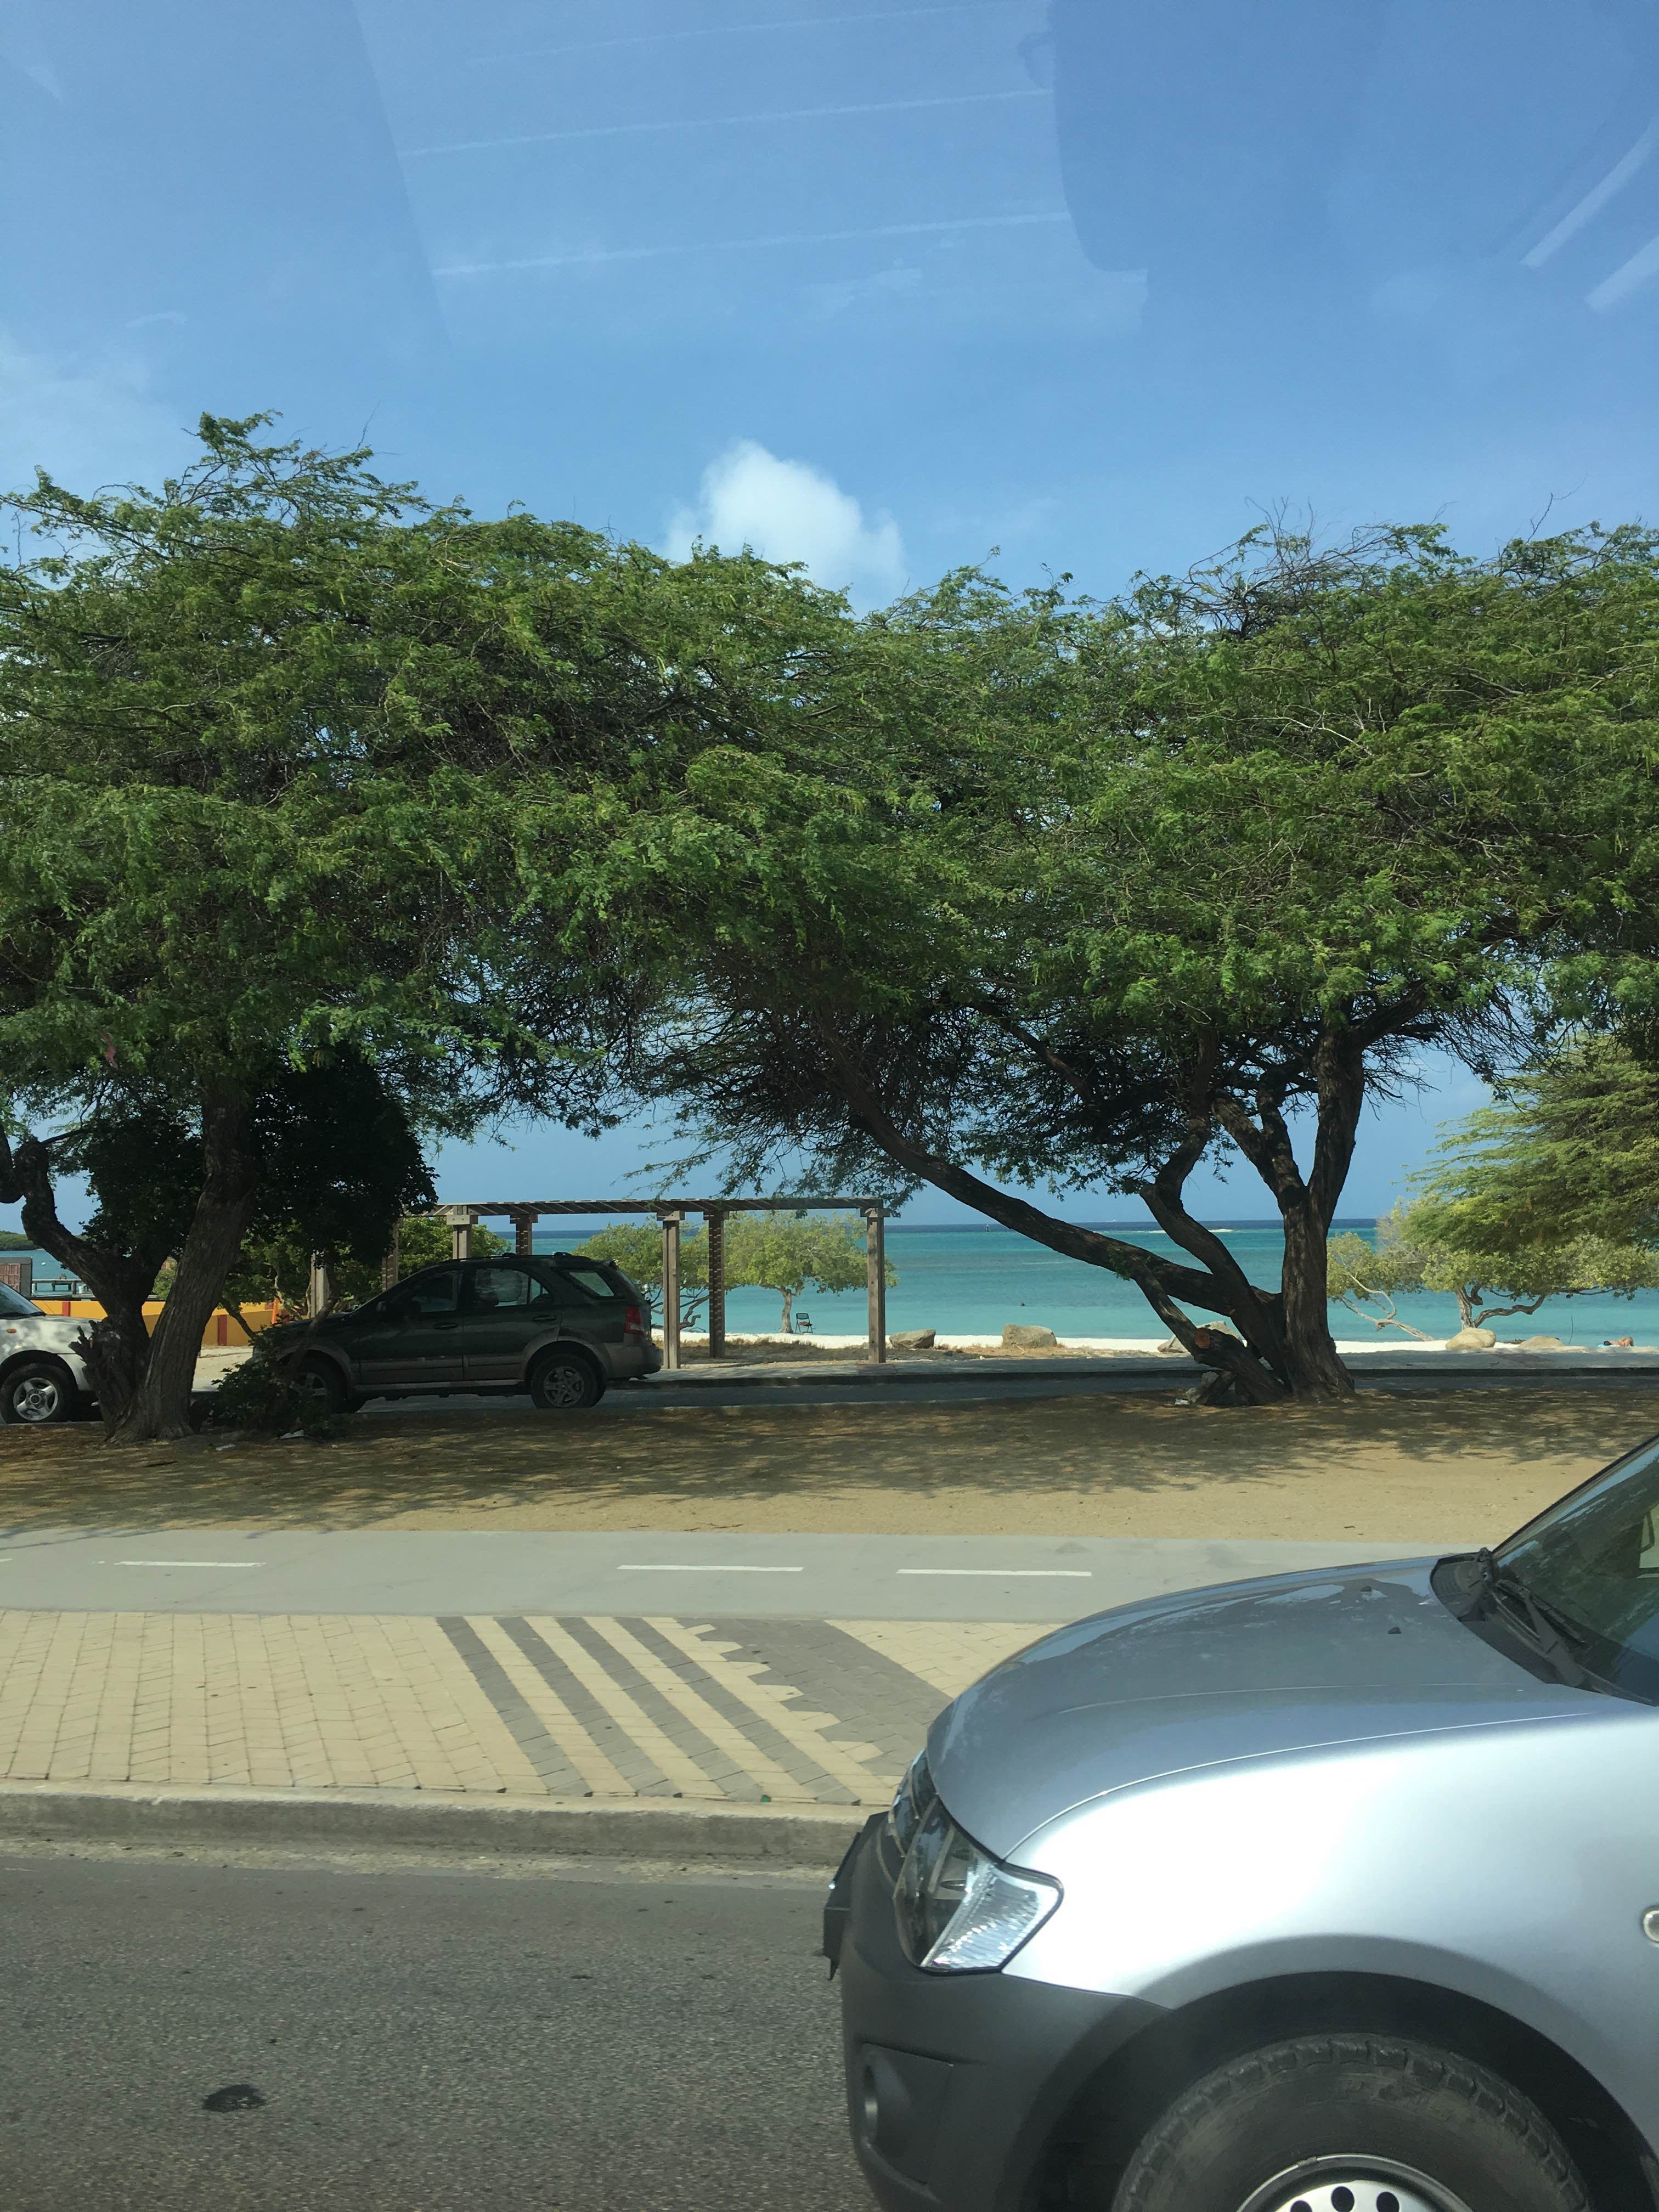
(543, 1368, 585, 1406)
(1238, 2159, 1474, 2212)
(12, 1379, 62, 1423)
(296, 1372, 332, 1400)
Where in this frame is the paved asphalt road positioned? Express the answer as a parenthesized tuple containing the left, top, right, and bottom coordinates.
(0, 1849, 868, 2212)
(0, 1531, 1449, 1620)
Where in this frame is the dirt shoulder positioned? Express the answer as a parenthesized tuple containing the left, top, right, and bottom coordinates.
(1, 1387, 1654, 1541)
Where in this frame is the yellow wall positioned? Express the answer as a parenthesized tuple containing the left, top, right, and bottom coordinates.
(29, 1297, 283, 1350)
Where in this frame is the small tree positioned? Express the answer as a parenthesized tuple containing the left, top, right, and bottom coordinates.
(575, 1222, 710, 1328)
(725, 1210, 893, 1333)
(1329, 1200, 1659, 1337)
(1327, 1206, 1440, 1340)
(1329, 1040, 1659, 1340)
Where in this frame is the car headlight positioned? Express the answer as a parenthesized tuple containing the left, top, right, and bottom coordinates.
(887, 1750, 936, 1860)
(894, 1793, 1060, 1973)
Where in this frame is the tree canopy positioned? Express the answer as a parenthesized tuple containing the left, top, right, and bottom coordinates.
(0, 415, 708, 1436)
(11, 415, 1659, 1418)
(575, 1222, 711, 1329)
(225, 1212, 507, 1316)
(593, 523, 1659, 1400)
(724, 1210, 890, 1333)
(1328, 1201, 1659, 1340)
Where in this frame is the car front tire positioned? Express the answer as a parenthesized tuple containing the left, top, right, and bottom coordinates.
(1105, 2035, 1589, 2212)
(0, 1358, 80, 1426)
(528, 1348, 604, 1410)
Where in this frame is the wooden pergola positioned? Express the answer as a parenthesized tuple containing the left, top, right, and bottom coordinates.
(376, 1197, 889, 1369)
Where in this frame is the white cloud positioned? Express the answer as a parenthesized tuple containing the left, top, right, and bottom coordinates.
(664, 438, 906, 601)
(0, 332, 185, 501)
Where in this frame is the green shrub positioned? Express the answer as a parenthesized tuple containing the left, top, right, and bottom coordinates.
(199, 1340, 342, 1440)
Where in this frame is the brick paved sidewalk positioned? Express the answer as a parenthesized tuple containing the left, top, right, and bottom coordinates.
(0, 1612, 1051, 1806)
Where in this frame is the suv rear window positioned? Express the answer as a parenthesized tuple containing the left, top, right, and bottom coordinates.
(541, 1262, 619, 1302)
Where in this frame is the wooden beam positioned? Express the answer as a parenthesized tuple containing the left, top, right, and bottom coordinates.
(706, 1209, 726, 1362)
(659, 1210, 684, 1370)
(865, 1205, 887, 1363)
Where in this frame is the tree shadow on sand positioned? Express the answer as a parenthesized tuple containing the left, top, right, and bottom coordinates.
(1, 1385, 1656, 1536)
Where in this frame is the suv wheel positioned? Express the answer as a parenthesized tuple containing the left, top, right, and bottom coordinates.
(0, 1358, 79, 1425)
(292, 1357, 349, 1418)
(528, 1348, 603, 1410)
(1106, 2036, 1588, 2212)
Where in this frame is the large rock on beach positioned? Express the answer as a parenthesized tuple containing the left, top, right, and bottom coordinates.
(1445, 1325, 1498, 1350)
(1002, 1323, 1058, 1348)
(1518, 1335, 1564, 1350)
(889, 1328, 936, 1350)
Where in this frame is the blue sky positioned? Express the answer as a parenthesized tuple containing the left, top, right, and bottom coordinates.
(4, 0, 1657, 1225)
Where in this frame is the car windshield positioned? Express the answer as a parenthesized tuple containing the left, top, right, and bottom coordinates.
(1496, 1435, 1659, 1700)
(0, 1284, 44, 1319)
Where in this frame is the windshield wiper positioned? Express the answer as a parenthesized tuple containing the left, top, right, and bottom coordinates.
(1463, 1549, 1598, 1691)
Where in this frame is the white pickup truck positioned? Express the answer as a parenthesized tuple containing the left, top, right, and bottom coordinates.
(0, 1279, 93, 1423)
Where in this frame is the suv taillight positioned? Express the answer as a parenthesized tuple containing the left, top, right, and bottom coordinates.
(624, 1304, 645, 1339)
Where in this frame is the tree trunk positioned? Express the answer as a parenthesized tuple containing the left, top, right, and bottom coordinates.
(109, 1093, 258, 1444)
(1457, 1286, 1476, 1331)
(822, 1054, 1290, 1401)
(1276, 1189, 1355, 1400)
(780, 1288, 794, 1333)
(0, 1127, 161, 1429)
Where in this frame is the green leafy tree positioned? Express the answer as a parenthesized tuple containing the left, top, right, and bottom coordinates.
(226, 1212, 507, 1315)
(725, 1210, 891, 1333)
(1330, 1040, 1659, 1338)
(1329, 1201, 1659, 1339)
(574, 1222, 709, 1328)
(605, 523, 1659, 1402)
(0, 415, 687, 1440)
(1412, 1037, 1659, 1254)
(1329, 1038, 1659, 1338)
(1327, 1207, 1441, 1340)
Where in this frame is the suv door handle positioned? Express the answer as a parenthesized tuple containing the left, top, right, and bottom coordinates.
(430, 1319, 460, 1330)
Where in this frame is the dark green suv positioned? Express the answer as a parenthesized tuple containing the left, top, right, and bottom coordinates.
(270, 1253, 660, 1413)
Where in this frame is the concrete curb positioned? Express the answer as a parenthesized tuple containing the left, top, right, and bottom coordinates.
(639, 1351, 1659, 1390)
(0, 1781, 864, 1867)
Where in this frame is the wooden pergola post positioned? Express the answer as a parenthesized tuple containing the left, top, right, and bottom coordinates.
(442, 1205, 476, 1261)
(864, 1204, 887, 1363)
(511, 1208, 536, 1257)
(659, 1209, 684, 1370)
(380, 1222, 400, 1292)
(706, 1209, 726, 1361)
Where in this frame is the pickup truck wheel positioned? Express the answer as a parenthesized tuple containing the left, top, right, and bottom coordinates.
(1107, 2036, 1588, 2212)
(528, 1348, 603, 1410)
(0, 1358, 79, 1425)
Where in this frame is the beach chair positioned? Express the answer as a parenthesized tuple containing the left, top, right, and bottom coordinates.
(795, 1310, 814, 1333)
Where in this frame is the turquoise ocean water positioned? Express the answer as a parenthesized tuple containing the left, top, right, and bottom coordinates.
(534, 1218, 1659, 1344)
(13, 1221, 1659, 1344)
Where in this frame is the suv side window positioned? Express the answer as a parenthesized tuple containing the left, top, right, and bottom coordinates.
(543, 1263, 616, 1302)
(383, 1268, 461, 1318)
(469, 1263, 556, 1313)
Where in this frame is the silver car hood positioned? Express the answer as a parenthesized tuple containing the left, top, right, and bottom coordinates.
(928, 1561, 1601, 1860)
